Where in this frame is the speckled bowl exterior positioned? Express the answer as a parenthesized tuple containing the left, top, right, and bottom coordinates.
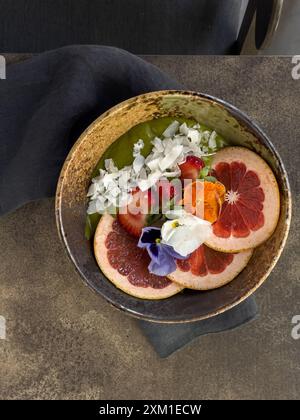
(55, 91, 291, 323)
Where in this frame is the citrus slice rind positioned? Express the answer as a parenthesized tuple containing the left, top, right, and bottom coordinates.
(168, 245, 253, 290)
(94, 214, 183, 300)
(205, 147, 280, 253)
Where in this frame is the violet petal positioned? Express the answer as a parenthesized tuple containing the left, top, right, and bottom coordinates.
(147, 243, 160, 263)
(163, 244, 190, 260)
(138, 226, 161, 249)
(148, 253, 177, 276)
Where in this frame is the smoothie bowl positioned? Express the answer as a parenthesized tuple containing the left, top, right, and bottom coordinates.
(55, 91, 291, 323)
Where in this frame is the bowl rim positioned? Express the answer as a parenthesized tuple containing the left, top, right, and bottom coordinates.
(55, 90, 292, 323)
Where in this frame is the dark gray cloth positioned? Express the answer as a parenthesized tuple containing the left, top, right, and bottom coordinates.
(0, 45, 181, 215)
(0, 0, 243, 54)
(0, 45, 258, 355)
(139, 297, 258, 358)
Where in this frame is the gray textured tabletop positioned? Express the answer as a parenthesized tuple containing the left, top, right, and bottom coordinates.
(0, 55, 299, 400)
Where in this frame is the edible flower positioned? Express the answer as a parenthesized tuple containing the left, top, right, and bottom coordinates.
(161, 210, 212, 257)
(181, 180, 226, 223)
(138, 227, 188, 276)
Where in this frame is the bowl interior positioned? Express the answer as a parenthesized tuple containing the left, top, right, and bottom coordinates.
(56, 91, 291, 323)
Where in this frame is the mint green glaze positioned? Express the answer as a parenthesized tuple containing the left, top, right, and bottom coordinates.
(85, 117, 227, 239)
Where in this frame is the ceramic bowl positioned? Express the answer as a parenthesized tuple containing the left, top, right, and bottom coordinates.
(55, 91, 291, 323)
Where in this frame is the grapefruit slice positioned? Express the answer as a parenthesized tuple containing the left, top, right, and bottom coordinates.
(205, 147, 280, 252)
(168, 245, 253, 290)
(94, 213, 183, 300)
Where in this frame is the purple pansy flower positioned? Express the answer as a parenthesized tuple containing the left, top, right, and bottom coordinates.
(138, 227, 188, 276)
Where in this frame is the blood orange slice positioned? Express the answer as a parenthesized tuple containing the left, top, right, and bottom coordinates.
(168, 245, 253, 290)
(94, 213, 183, 300)
(205, 147, 280, 253)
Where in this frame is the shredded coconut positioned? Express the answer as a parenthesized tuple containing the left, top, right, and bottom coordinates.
(87, 121, 220, 213)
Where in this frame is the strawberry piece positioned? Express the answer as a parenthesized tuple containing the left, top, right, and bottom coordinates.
(117, 211, 147, 238)
(179, 156, 205, 181)
(117, 188, 150, 237)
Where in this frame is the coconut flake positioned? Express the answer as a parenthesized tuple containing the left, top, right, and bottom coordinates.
(163, 120, 180, 138)
(146, 157, 160, 172)
(133, 139, 144, 157)
(138, 170, 162, 191)
(179, 122, 189, 135)
(104, 159, 118, 173)
(159, 145, 183, 171)
(87, 183, 98, 197)
(208, 131, 217, 150)
(133, 154, 145, 174)
(162, 168, 181, 178)
(138, 167, 148, 180)
(188, 128, 200, 144)
(87, 200, 97, 214)
(95, 196, 108, 212)
(87, 120, 224, 215)
(151, 137, 164, 153)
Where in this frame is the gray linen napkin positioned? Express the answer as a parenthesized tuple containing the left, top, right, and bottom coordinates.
(138, 297, 258, 358)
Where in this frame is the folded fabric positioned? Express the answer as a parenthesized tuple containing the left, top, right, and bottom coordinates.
(0, 45, 258, 356)
(138, 297, 258, 358)
(0, 45, 180, 215)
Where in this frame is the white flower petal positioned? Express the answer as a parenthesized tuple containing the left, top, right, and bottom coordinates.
(165, 208, 187, 219)
(161, 214, 212, 257)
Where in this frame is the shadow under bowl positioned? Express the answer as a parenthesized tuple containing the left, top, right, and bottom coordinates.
(55, 90, 291, 323)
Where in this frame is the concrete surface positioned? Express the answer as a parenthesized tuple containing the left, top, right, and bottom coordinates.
(0, 56, 299, 399)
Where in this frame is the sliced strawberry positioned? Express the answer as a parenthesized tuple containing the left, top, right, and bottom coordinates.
(117, 211, 147, 237)
(117, 188, 149, 237)
(179, 156, 204, 181)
